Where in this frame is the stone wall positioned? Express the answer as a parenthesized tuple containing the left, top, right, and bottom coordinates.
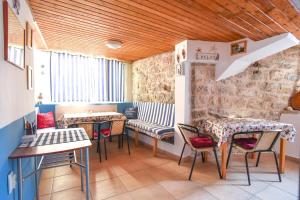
(191, 46, 300, 126)
(132, 51, 175, 103)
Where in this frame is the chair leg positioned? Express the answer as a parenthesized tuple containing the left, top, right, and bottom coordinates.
(126, 133, 131, 155)
(213, 148, 222, 179)
(255, 152, 261, 167)
(273, 151, 282, 182)
(201, 152, 205, 163)
(98, 140, 102, 162)
(245, 152, 251, 185)
(121, 135, 124, 148)
(226, 141, 233, 169)
(104, 138, 108, 160)
(189, 152, 198, 180)
(118, 135, 121, 149)
(178, 143, 186, 165)
(69, 152, 74, 167)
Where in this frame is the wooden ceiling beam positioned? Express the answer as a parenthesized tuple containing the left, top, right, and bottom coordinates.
(30, 2, 193, 41)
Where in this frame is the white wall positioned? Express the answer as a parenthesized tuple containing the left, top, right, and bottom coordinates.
(276, 112, 300, 159)
(34, 50, 51, 102)
(0, 0, 36, 128)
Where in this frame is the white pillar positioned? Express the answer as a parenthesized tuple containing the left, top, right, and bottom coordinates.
(174, 61, 191, 156)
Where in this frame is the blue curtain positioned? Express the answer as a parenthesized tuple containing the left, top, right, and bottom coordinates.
(50, 52, 125, 103)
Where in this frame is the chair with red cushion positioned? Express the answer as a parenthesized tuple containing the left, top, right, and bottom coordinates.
(95, 120, 130, 163)
(226, 130, 282, 185)
(177, 123, 222, 180)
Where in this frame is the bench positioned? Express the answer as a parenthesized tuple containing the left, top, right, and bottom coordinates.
(126, 102, 175, 156)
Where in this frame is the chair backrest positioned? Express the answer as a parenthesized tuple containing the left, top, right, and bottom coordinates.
(111, 120, 125, 136)
(133, 102, 175, 127)
(255, 130, 281, 151)
(177, 123, 198, 147)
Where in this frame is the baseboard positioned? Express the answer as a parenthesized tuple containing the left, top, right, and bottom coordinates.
(286, 155, 300, 163)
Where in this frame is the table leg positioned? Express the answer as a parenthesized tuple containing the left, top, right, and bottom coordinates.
(80, 149, 84, 191)
(85, 147, 90, 200)
(134, 130, 139, 146)
(34, 156, 39, 200)
(221, 142, 228, 179)
(279, 138, 286, 173)
(17, 158, 23, 200)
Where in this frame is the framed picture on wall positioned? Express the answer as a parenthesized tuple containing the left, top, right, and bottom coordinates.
(231, 40, 247, 55)
(27, 65, 33, 90)
(26, 22, 33, 48)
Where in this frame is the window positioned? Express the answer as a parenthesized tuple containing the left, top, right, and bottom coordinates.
(49, 52, 125, 103)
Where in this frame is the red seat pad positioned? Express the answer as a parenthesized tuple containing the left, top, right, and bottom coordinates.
(189, 136, 216, 148)
(234, 138, 258, 150)
(100, 128, 111, 136)
(37, 112, 55, 129)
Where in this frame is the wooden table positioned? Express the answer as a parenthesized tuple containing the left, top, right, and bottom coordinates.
(9, 128, 92, 200)
(199, 117, 296, 179)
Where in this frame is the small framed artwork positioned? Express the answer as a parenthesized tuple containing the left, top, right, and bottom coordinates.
(26, 22, 33, 48)
(231, 40, 247, 55)
(27, 65, 33, 90)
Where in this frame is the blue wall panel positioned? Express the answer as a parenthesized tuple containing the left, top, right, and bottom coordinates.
(37, 102, 133, 114)
(0, 111, 37, 200)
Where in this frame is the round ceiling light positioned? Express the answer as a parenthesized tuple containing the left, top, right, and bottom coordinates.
(105, 40, 122, 49)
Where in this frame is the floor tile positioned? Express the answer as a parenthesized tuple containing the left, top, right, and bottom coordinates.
(39, 194, 51, 200)
(203, 184, 252, 200)
(90, 177, 127, 200)
(271, 177, 299, 196)
(119, 170, 155, 191)
(51, 187, 92, 200)
(52, 174, 82, 193)
(180, 188, 219, 200)
(105, 193, 133, 200)
(255, 185, 298, 200)
(39, 178, 53, 195)
(129, 184, 174, 200)
(40, 168, 54, 180)
(159, 180, 201, 199)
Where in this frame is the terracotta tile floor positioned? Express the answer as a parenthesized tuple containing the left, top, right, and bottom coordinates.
(39, 139, 299, 200)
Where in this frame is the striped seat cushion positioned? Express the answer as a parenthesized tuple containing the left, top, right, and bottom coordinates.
(126, 119, 174, 139)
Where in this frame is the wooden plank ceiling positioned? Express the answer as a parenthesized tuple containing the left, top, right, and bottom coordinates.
(28, 0, 300, 62)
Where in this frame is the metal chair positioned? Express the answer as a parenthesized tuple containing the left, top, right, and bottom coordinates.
(226, 130, 282, 185)
(97, 120, 130, 162)
(177, 123, 222, 180)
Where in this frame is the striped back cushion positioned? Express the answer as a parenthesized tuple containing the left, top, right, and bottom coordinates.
(133, 102, 175, 127)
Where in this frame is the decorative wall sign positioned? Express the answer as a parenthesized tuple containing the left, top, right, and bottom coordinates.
(176, 53, 180, 63)
(176, 63, 184, 76)
(181, 48, 186, 59)
(27, 65, 33, 90)
(195, 48, 219, 61)
(231, 40, 247, 55)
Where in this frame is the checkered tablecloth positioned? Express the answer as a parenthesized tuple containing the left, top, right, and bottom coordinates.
(19, 128, 89, 147)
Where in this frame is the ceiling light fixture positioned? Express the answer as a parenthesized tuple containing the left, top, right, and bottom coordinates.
(106, 40, 122, 49)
